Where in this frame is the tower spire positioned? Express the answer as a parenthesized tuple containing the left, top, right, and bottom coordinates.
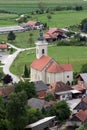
(38, 29, 45, 41)
(35, 29, 48, 59)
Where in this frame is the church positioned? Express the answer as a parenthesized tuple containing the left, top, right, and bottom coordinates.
(30, 32, 73, 84)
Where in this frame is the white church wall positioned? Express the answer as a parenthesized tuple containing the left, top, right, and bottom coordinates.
(63, 71, 73, 84)
(30, 68, 46, 82)
(55, 72, 64, 82)
(46, 72, 64, 84)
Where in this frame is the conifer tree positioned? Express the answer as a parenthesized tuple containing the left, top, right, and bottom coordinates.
(24, 64, 29, 78)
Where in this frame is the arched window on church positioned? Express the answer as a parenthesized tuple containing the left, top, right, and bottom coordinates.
(42, 49, 45, 54)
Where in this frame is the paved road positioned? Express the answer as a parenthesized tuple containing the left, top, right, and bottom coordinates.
(2, 43, 35, 83)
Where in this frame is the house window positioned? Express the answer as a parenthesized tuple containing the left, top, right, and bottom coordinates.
(42, 49, 45, 54)
(62, 95, 65, 98)
(67, 75, 69, 78)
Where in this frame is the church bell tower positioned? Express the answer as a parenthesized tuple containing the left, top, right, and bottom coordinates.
(35, 30, 48, 59)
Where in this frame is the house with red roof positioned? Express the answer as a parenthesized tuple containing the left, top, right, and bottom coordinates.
(71, 73, 87, 98)
(0, 43, 8, 52)
(47, 81, 73, 100)
(44, 28, 66, 42)
(30, 31, 73, 84)
(33, 80, 48, 99)
(0, 86, 14, 97)
(68, 110, 87, 126)
(26, 20, 43, 30)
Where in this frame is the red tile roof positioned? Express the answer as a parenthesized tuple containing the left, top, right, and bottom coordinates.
(75, 110, 87, 122)
(44, 33, 58, 39)
(31, 55, 73, 73)
(30, 55, 52, 71)
(38, 92, 46, 99)
(27, 21, 37, 26)
(50, 81, 72, 93)
(46, 61, 64, 73)
(0, 44, 7, 49)
(0, 86, 14, 97)
(47, 28, 58, 34)
(72, 84, 86, 92)
(61, 64, 73, 71)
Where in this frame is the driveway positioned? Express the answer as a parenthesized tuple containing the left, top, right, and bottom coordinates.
(0, 53, 9, 64)
(1, 43, 36, 83)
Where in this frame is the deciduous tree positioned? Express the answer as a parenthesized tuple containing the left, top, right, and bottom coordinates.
(15, 81, 37, 99)
(6, 91, 28, 130)
(3, 74, 13, 84)
(49, 100, 71, 123)
(27, 108, 42, 124)
(81, 63, 87, 73)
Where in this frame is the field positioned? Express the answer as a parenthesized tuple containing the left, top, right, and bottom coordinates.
(0, 13, 18, 27)
(0, 10, 87, 27)
(37, 10, 87, 28)
(0, 0, 87, 13)
(10, 46, 87, 76)
(0, 30, 39, 48)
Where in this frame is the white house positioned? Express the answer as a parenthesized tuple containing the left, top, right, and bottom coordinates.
(30, 32, 73, 84)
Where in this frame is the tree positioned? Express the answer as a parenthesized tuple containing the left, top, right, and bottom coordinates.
(82, 22, 87, 32)
(27, 108, 42, 124)
(7, 31, 16, 42)
(49, 100, 71, 123)
(38, 2, 46, 13)
(47, 14, 52, 21)
(0, 72, 4, 81)
(76, 125, 84, 130)
(15, 81, 37, 99)
(81, 63, 87, 73)
(81, 18, 87, 32)
(45, 93, 56, 101)
(0, 96, 9, 130)
(3, 74, 13, 84)
(23, 64, 29, 78)
(6, 91, 28, 130)
(28, 33, 33, 46)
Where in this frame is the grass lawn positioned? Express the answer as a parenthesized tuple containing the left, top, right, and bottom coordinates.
(0, 13, 18, 27)
(0, 30, 39, 48)
(0, 10, 87, 27)
(10, 46, 87, 76)
(37, 10, 87, 28)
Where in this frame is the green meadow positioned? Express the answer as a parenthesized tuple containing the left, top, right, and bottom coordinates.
(0, 13, 18, 26)
(0, 0, 87, 13)
(0, 10, 87, 27)
(10, 46, 87, 76)
(0, 30, 39, 48)
(37, 10, 87, 28)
